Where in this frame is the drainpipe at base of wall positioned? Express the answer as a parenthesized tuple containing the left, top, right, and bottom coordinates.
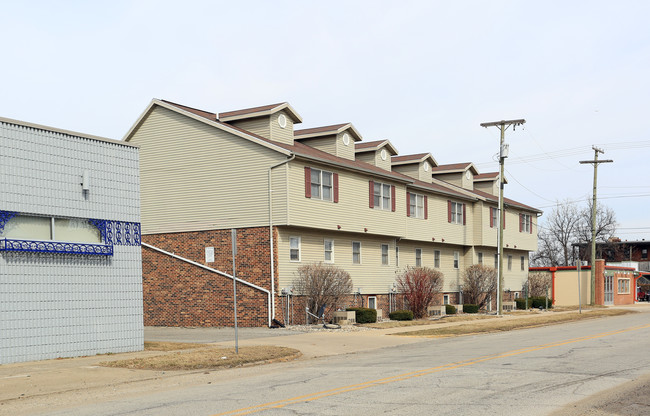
(142, 242, 272, 327)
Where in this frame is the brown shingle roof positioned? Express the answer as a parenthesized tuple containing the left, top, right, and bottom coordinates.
(474, 172, 499, 180)
(355, 140, 386, 149)
(430, 162, 473, 172)
(294, 123, 350, 136)
(472, 189, 541, 213)
(391, 153, 430, 163)
(219, 103, 285, 119)
(161, 100, 217, 121)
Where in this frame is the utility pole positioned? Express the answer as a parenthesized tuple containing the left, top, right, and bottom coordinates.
(480, 119, 525, 315)
(579, 147, 613, 304)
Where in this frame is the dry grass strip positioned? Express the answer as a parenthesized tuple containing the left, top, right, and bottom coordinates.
(363, 314, 496, 329)
(101, 345, 301, 371)
(394, 309, 635, 337)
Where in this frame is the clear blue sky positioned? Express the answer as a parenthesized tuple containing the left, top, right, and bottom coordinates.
(2, 1, 649, 241)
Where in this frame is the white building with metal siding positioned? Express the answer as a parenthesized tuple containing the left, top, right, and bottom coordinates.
(0, 117, 143, 364)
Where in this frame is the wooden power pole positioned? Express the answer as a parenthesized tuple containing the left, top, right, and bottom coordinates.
(579, 146, 613, 304)
(480, 119, 525, 315)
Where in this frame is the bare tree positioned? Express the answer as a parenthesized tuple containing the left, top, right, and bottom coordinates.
(293, 263, 352, 320)
(576, 199, 617, 261)
(523, 272, 552, 297)
(462, 264, 497, 310)
(397, 267, 444, 319)
(532, 198, 617, 267)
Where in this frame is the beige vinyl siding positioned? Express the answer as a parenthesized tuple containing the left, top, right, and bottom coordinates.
(418, 196, 473, 246)
(503, 209, 538, 251)
(355, 152, 375, 166)
(335, 132, 356, 161)
(296, 136, 337, 156)
(392, 164, 420, 181)
(277, 228, 400, 293)
(229, 117, 271, 141)
(270, 111, 296, 145)
(480, 203, 498, 247)
(502, 248, 530, 292)
(277, 227, 469, 294)
(288, 161, 406, 237)
(128, 106, 289, 234)
(463, 172, 474, 189)
(474, 180, 497, 196)
(432, 172, 462, 187)
(472, 201, 484, 245)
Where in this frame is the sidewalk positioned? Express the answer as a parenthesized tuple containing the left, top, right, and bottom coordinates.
(2, 305, 648, 414)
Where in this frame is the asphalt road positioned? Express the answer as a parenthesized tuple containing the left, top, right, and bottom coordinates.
(40, 312, 650, 416)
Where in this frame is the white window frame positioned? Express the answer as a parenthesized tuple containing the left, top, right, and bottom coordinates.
(415, 248, 422, 267)
(310, 168, 333, 201)
(520, 256, 525, 271)
(352, 241, 362, 264)
(409, 193, 425, 219)
(381, 243, 389, 265)
(324, 239, 334, 263)
(507, 255, 513, 271)
(451, 202, 464, 225)
(395, 246, 400, 267)
(368, 296, 377, 309)
(434, 250, 441, 268)
(494, 253, 498, 269)
(477, 252, 483, 265)
(289, 236, 301, 262)
(491, 207, 498, 228)
(521, 213, 532, 233)
(453, 251, 459, 269)
(443, 294, 450, 305)
(373, 182, 392, 210)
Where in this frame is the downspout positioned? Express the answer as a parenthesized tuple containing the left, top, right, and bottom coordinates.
(269, 154, 296, 321)
(142, 242, 272, 327)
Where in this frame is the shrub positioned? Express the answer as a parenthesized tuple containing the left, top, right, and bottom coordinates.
(531, 297, 553, 309)
(347, 307, 377, 323)
(389, 310, 414, 321)
(397, 266, 444, 319)
(463, 304, 479, 314)
(445, 304, 457, 314)
(514, 297, 553, 309)
(515, 298, 527, 310)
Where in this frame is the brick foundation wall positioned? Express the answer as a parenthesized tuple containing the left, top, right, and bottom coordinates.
(142, 227, 278, 327)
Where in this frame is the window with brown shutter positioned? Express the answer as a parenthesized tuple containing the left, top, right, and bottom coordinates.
(391, 186, 396, 212)
(333, 173, 339, 203)
(424, 196, 428, 219)
(369, 181, 374, 208)
(304, 167, 311, 198)
(406, 192, 411, 217)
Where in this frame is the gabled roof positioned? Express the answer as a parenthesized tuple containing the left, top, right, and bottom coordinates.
(430, 162, 479, 175)
(472, 189, 542, 214)
(474, 172, 499, 181)
(391, 152, 438, 168)
(473, 171, 507, 184)
(294, 123, 362, 142)
(218, 102, 303, 123)
(354, 139, 399, 156)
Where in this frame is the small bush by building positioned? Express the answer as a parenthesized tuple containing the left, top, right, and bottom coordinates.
(445, 304, 457, 314)
(389, 310, 414, 321)
(463, 304, 479, 314)
(347, 307, 377, 323)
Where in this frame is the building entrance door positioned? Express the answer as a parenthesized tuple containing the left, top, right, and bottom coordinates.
(604, 275, 614, 305)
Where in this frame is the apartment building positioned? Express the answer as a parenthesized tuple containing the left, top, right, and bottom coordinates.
(125, 99, 540, 326)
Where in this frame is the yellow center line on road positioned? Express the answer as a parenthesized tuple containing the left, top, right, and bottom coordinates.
(212, 322, 650, 416)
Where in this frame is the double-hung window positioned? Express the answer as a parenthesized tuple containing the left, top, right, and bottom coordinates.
(490, 207, 506, 229)
(618, 278, 630, 294)
(381, 244, 389, 265)
(289, 237, 301, 262)
(434, 250, 441, 268)
(453, 251, 459, 269)
(520, 213, 532, 233)
(407, 192, 427, 219)
(415, 248, 422, 267)
(369, 181, 395, 211)
(352, 242, 361, 264)
(477, 252, 483, 265)
(304, 167, 338, 202)
(324, 239, 334, 263)
(448, 201, 465, 225)
(520, 256, 525, 271)
(507, 255, 512, 271)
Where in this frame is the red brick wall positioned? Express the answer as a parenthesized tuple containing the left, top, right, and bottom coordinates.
(142, 227, 278, 327)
